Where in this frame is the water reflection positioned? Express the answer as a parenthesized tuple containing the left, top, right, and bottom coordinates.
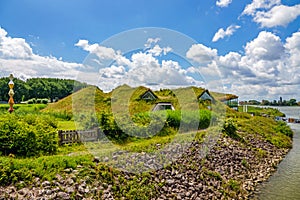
(256, 106, 300, 200)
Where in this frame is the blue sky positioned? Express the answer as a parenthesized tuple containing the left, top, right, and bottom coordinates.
(0, 0, 300, 100)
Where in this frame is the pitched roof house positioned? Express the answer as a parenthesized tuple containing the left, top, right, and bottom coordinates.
(198, 90, 215, 102)
(140, 89, 157, 101)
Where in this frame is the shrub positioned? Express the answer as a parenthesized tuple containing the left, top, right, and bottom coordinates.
(41, 99, 49, 104)
(0, 114, 58, 157)
(166, 110, 181, 128)
(166, 110, 212, 131)
(95, 109, 213, 143)
(275, 121, 293, 138)
(222, 119, 242, 141)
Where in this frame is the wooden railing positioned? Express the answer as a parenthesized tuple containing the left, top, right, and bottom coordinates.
(58, 129, 102, 145)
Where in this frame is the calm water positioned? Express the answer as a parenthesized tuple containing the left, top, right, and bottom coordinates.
(256, 106, 300, 200)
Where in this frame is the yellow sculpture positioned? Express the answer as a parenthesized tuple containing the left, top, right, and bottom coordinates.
(8, 74, 14, 113)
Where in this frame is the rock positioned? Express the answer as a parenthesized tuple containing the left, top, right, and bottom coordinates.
(66, 187, 75, 194)
(18, 188, 29, 196)
(78, 185, 85, 194)
(93, 157, 100, 163)
(41, 181, 51, 187)
(45, 189, 52, 195)
(185, 191, 191, 197)
(57, 191, 70, 199)
(64, 168, 72, 173)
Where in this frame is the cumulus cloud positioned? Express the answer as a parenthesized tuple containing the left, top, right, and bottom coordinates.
(147, 44, 172, 56)
(212, 25, 241, 42)
(76, 39, 204, 92)
(242, 0, 281, 16)
(285, 31, 300, 69)
(75, 39, 117, 60)
(186, 30, 300, 100)
(0, 27, 33, 59)
(0, 27, 82, 79)
(241, 0, 300, 28)
(216, 0, 232, 8)
(254, 4, 300, 27)
(244, 31, 284, 61)
(144, 37, 160, 48)
(186, 44, 218, 64)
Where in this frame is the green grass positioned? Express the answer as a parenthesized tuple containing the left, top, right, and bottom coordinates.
(57, 120, 77, 130)
(237, 106, 285, 117)
(0, 154, 94, 185)
(0, 103, 47, 114)
(229, 108, 292, 148)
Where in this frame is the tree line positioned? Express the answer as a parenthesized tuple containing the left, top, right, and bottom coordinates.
(0, 77, 88, 103)
(240, 98, 299, 106)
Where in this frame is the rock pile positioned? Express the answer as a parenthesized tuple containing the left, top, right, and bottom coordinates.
(0, 133, 289, 199)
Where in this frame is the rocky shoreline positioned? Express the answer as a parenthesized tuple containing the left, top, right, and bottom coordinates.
(0, 132, 290, 199)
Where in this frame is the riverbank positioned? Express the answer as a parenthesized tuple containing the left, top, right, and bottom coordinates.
(253, 107, 300, 199)
(0, 134, 290, 199)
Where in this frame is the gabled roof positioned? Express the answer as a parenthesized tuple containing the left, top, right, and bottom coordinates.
(140, 89, 158, 100)
(218, 94, 239, 102)
(198, 90, 215, 102)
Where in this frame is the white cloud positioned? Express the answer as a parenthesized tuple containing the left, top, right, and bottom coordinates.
(144, 37, 160, 48)
(285, 31, 300, 68)
(99, 65, 125, 78)
(143, 37, 172, 56)
(254, 4, 300, 27)
(147, 44, 172, 56)
(0, 27, 33, 59)
(124, 52, 199, 88)
(76, 39, 204, 92)
(75, 39, 117, 60)
(0, 27, 83, 79)
(187, 30, 300, 100)
(244, 31, 284, 61)
(212, 25, 241, 42)
(216, 0, 232, 8)
(241, 0, 300, 28)
(186, 44, 218, 64)
(242, 0, 281, 16)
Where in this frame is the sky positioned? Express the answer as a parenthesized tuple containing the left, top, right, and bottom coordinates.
(0, 0, 300, 101)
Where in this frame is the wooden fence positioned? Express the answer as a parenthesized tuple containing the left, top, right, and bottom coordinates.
(58, 129, 102, 145)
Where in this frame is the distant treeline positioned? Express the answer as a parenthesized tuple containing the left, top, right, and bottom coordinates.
(240, 98, 299, 106)
(0, 77, 88, 103)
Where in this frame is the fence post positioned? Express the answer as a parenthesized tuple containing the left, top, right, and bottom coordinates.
(58, 130, 63, 145)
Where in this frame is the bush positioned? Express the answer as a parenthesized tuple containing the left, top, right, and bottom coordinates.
(275, 121, 293, 138)
(166, 110, 212, 131)
(0, 114, 58, 157)
(166, 110, 181, 128)
(41, 98, 49, 104)
(222, 119, 242, 141)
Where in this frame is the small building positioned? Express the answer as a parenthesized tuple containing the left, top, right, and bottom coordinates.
(220, 95, 239, 111)
(152, 102, 175, 111)
(140, 89, 157, 101)
(198, 90, 215, 103)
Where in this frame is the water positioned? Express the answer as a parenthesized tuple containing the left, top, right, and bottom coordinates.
(256, 106, 300, 200)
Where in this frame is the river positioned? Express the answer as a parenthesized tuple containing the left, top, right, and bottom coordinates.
(255, 106, 300, 199)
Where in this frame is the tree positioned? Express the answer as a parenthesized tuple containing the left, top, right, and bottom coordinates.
(0, 77, 88, 103)
(288, 99, 297, 106)
(261, 99, 270, 105)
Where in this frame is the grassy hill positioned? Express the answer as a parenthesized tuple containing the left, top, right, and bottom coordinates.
(42, 86, 111, 115)
(42, 85, 237, 117)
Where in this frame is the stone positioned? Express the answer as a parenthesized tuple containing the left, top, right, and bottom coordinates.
(41, 181, 51, 187)
(57, 192, 70, 199)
